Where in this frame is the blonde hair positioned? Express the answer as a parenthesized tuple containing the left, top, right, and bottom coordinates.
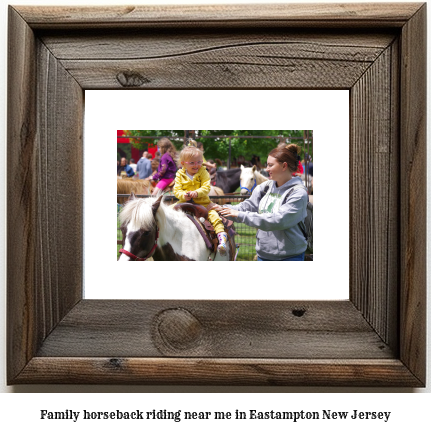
(179, 145, 203, 163)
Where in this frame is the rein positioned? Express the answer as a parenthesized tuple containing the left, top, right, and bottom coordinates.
(119, 227, 159, 261)
(240, 178, 256, 194)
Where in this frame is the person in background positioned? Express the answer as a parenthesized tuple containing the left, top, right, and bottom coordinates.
(196, 141, 217, 172)
(129, 158, 137, 174)
(149, 138, 178, 195)
(117, 157, 134, 178)
(237, 155, 252, 167)
(302, 153, 313, 177)
(151, 157, 159, 173)
(136, 151, 152, 180)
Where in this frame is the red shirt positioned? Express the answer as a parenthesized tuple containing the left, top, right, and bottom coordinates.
(293, 161, 304, 176)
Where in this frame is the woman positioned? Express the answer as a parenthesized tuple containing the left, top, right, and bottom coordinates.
(214, 144, 308, 261)
(148, 138, 178, 195)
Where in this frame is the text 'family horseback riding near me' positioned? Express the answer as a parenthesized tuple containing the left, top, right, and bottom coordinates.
(39, 409, 391, 423)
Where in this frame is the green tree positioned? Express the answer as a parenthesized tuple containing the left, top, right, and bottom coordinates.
(123, 130, 312, 163)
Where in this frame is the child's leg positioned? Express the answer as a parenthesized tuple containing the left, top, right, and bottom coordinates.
(152, 178, 174, 195)
(208, 210, 224, 234)
(208, 210, 228, 256)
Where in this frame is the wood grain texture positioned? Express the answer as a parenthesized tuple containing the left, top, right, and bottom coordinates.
(399, 3, 427, 384)
(7, 6, 38, 381)
(350, 44, 399, 348)
(7, 6, 83, 383)
(41, 30, 395, 89)
(41, 31, 395, 60)
(35, 40, 83, 336)
(7, 3, 426, 386)
(15, 3, 423, 29)
(36, 300, 393, 359)
(53, 32, 394, 89)
(15, 358, 422, 386)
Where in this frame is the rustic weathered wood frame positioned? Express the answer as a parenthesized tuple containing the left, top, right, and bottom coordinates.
(7, 3, 426, 386)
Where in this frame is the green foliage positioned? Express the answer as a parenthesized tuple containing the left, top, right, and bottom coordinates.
(124, 130, 312, 162)
(125, 130, 185, 151)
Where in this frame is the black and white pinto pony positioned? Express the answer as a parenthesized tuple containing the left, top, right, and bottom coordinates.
(118, 195, 231, 261)
(239, 165, 269, 195)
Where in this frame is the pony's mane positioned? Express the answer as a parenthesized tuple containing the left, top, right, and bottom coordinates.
(254, 169, 268, 182)
(119, 196, 159, 231)
(119, 196, 189, 232)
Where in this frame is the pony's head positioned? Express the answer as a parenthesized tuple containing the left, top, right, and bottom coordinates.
(118, 194, 165, 261)
(240, 165, 257, 195)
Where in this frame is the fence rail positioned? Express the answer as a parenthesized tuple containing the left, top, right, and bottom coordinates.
(117, 194, 258, 261)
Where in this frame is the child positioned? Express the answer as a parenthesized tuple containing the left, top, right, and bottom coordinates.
(174, 145, 228, 255)
(150, 138, 178, 195)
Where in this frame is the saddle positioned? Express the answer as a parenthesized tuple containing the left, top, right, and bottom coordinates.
(173, 201, 237, 261)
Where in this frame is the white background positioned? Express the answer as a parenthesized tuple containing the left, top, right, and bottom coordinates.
(1, 0, 430, 426)
(85, 90, 349, 300)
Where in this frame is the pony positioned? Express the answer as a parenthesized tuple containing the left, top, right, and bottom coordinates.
(118, 195, 232, 261)
(214, 168, 241, 193)
(209, 186, 225, 196)
(239, 165, 269, 195)
(117, 179, 152, 204)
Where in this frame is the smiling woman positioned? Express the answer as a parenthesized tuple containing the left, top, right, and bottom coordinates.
(217, 144, 309, 261)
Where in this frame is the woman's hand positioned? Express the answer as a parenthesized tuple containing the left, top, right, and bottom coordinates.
(218, 207, 239, 218)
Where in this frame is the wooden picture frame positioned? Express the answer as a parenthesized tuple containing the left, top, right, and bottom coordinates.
(7, 3, 426, 386)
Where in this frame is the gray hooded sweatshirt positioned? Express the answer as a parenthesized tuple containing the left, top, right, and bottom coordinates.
(224, 177, 308, 260)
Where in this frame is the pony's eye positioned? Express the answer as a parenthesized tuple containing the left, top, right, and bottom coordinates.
(143, 231, 150, 237)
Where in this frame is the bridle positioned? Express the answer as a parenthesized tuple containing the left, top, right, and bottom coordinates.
(240, 178, 256, 195)
(119, 226, 159, 261)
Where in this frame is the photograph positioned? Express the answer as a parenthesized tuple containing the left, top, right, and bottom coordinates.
(116, 130, 313, 263)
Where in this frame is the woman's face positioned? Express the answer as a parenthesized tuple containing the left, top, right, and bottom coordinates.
(266, 155, 287, 181)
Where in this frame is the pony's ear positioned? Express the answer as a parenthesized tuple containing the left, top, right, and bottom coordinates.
(240, 164, 244, 170)
(252, 165, 256, 172)
(128, 192, 136, 201)
(152, 195, 163, 215)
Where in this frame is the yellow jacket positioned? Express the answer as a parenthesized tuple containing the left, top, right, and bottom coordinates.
(174, 166, 211, 206)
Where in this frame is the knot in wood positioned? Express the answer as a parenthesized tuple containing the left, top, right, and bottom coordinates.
(292, 308, 306, 317)
(116, 71, 150, 87)
(154, 308, 203, 351)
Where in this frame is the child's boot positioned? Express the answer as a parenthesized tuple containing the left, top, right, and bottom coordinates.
(217, 232, 228, 256)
